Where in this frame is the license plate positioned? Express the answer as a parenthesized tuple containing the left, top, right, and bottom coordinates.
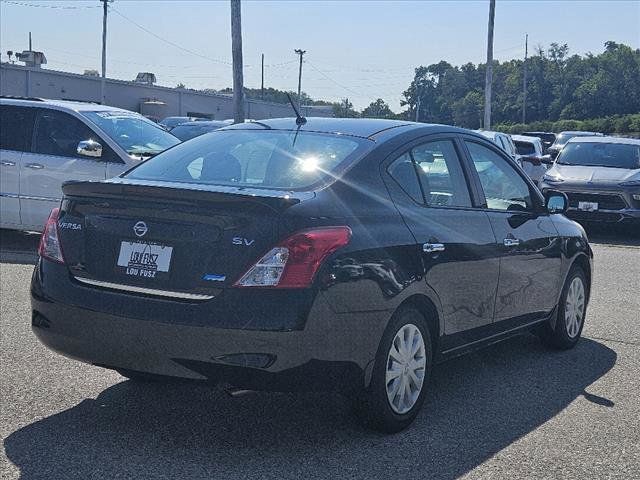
(117, 241, 173, 278)
(578, 201, 598, 212)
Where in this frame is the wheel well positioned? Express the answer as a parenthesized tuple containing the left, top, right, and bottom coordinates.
(398, 295, 440, 354)
(571, 254, 592, 301)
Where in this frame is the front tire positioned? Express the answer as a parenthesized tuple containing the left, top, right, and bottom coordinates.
(540, 266, 588, 350)
(356, 307, 433, 433)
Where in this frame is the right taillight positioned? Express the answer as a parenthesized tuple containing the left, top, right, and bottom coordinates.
(234, 226, 351, 288)
(38, 208, 65, 264)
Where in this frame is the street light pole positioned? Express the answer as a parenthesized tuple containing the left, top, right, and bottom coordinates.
(483, 0, 496, 129)
(100, 0, 109, 105)
(231, 0, 245, 123)
(294, 49, 306, 111)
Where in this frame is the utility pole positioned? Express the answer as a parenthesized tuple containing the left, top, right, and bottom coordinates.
(415, 94, 421, 122)
(261, 53, 264, 100)
(522, 33, 528, 125)
(483, 0, 496, 129)
(100, 0, 109, 105)
(294, 48, 306, 111)
(231, 0, 244, 123)
(28, 31, 32, 50)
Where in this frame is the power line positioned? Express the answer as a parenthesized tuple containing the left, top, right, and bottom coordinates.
(305, 60, 361, 97)
(1, 1, 99, 9)
(109, 6, 232, 66)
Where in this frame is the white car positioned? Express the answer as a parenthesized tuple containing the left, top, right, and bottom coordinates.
(512, 134, 548, 184)
(0, 97, 180, 231)
(475, 130, 518, 160)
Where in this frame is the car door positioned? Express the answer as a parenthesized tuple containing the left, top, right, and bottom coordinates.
(383, 135, 500, 347)
(462, 138, 562, 324)
(20, 108, 108, 230)
(1, 105, 36, 228)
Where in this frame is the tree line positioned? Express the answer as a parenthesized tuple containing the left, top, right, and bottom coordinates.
(193, 42, 639, 132)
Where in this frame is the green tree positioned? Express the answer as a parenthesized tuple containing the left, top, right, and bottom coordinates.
(362, 98, 394, 118)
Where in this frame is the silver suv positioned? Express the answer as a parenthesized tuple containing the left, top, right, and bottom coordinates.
(0, 97, 179, 231)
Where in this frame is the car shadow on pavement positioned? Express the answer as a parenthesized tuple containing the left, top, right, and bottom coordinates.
(583, 223, 640, 247)
(0, 229, 39, 265)
(4, 335, 616, 480)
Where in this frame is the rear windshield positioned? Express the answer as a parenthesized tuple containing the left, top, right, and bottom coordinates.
(557, 142, 640, 169)
(514, 141, 536, 156)
(125, 129, 371, 190)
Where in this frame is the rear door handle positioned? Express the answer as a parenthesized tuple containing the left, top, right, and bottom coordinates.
(1, 161, 16, 167)
(503, 238, 521, 247)
(423, 242, 445, 253)
(25, 163, 45, 169)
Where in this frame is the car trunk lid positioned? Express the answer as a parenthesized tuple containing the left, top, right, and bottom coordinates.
(58, 179, 311, 298)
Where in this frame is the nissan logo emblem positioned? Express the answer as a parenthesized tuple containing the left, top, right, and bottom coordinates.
(133, 221, 148, 237)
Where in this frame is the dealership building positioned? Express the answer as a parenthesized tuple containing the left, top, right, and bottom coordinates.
(0, 61, 333, 121)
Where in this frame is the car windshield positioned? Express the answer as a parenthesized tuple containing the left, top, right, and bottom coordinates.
(125, 129, 371, 190)
(514, 141, 536, 156)
(83, 110, 180, 155)
(557, 142, 640, 169)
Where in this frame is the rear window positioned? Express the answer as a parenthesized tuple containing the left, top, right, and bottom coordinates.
(126, 129, 370, 190)
(557, 142, 640, 169)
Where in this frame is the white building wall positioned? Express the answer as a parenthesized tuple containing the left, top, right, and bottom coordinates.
(0, 63, 333, 120)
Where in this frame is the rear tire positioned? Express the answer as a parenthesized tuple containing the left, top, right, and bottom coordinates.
(355, 307, 433, 433)
(539, 266, 588, 350)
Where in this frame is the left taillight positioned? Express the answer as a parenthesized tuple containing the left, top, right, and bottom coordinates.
(234, 226, 352, 288)
(38, 207, 65, 264)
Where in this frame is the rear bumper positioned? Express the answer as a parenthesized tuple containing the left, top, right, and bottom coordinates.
(31, 260, 389, 392)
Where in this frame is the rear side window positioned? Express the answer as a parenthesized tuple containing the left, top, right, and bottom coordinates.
(0, 105, 35, 152)
(514, 141, 535, 156)
(412, 140, 471, 207)
(34, 110, 102, 158)
(126, 129, 370, 190)
(387, 140, 472, 208)
(388, 152, 424, 204)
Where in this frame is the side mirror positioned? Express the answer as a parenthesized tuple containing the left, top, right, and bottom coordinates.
(540, 154, 554, 165)
(548, 149, 559, 160)
(545, 190, 568, 214)
(77, 139, 102, 158)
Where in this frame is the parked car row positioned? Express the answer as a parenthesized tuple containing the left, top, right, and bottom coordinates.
(1, 96, 635, 231)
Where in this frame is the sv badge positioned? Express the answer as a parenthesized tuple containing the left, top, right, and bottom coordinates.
(232, 237, 255, 246)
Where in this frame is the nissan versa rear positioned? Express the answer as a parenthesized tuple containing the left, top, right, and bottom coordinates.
(31, 118, 593, 432)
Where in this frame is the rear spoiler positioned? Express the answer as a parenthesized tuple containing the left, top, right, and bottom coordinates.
(62, 179, 313, 211)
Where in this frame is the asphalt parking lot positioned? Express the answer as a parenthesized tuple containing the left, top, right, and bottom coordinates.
(1, 226, 639, 480)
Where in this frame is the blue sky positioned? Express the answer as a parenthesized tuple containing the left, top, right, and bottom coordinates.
(1, 0, 639, 111)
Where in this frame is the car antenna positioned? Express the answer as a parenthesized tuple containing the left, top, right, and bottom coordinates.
(286, 93, 307, 126)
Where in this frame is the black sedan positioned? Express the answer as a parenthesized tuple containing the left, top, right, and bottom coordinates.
(32, 118, 592, 432)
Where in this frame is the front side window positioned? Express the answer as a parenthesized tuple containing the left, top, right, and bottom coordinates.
(466, 141, 533, 211)
(0, 105, 36, 152)
(33, 110, 101, 158)
(412, 140, 471, 207)
(83, 110, 179, 156)
(126, 129, 370, 190)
